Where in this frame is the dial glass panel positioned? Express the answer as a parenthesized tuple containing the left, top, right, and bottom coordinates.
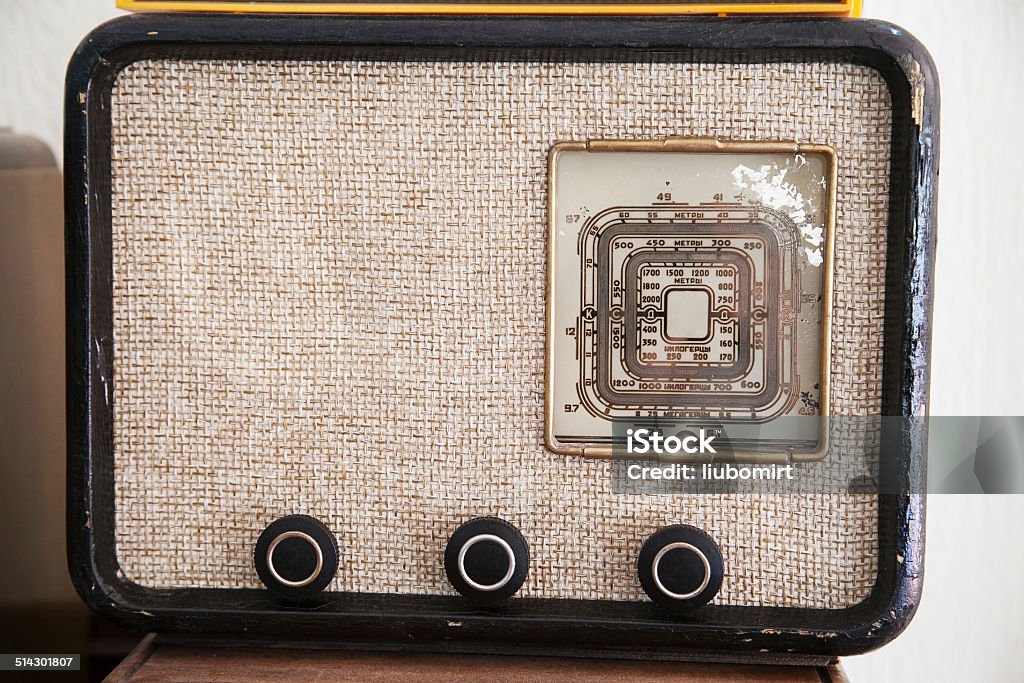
(546, 140, 835, 460)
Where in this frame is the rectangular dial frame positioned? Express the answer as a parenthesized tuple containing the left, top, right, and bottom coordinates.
(545, 139, 836, 463)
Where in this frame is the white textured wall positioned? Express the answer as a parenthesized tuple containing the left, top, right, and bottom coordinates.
(1, 0, 1021, 679)
(0, 1, 124, 156)
(840, 4, 1024, 679)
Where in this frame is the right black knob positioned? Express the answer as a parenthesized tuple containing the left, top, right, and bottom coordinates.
(638, 525, 723, 611)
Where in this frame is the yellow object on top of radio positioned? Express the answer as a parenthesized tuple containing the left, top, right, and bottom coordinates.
(116, 0, 862, 17)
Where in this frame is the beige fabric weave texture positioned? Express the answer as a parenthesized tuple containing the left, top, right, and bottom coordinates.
(110, 58, 891, 608)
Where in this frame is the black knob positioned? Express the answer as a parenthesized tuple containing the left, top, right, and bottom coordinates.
(254, 515, 338, 598)
(444, 517, 529, 604)
(637, 525, 723, 611)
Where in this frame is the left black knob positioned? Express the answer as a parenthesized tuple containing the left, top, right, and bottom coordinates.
(444, 517, 529, 604)
(254, 515, 339, 597)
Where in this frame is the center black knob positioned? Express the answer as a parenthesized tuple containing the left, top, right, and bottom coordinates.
(268, 532, 323, 586)
(444, 517, 529, 604)
(461, 535, 515, 588)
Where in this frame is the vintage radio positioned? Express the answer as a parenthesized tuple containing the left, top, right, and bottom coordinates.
(66, 10, 938, 663)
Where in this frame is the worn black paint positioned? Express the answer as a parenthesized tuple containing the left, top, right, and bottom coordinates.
(65, 14, 938, 663)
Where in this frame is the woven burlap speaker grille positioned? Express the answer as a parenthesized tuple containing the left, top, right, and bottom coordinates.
(108, 57, 891, 609)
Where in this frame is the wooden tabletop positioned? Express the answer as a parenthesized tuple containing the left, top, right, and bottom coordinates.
(107, 635, 849, 682)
